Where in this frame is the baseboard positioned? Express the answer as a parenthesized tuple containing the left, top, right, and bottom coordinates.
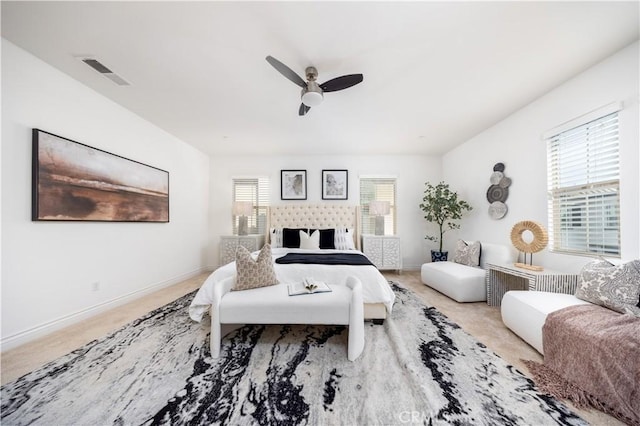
(399, 263, 422, 272)
(1, 267, 208, 352)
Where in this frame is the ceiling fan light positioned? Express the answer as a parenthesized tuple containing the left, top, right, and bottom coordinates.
(301, 90, 323, 107)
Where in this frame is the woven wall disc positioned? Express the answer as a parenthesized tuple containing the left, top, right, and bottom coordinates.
(486, 185, 508, 203)
(499, 177, 512, 188)
(490, 172, 504, 185)
(493, 162, 505, 172)
(488, 201, 507, 220)
(510, 220, 548, 253)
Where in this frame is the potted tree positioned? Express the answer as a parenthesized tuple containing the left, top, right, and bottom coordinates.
(420, 181, 472, 262)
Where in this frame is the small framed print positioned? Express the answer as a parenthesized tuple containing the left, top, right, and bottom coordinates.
(281, 170, 307, 200)
(322, 169, 348, 200)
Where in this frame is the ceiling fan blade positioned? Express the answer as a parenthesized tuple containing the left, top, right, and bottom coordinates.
(266, 55, 306, 88)
(319, 74, 363, 92)
(299, 103, 311, 116)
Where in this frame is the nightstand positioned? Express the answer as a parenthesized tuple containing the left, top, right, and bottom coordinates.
(362, 235, 402, 272)
(219, 235, 265, 265)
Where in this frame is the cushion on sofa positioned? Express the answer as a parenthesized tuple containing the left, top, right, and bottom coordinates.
(501, 291, 590, 354)
(453, 239, 481, 267)
(575, 259, 640, 316)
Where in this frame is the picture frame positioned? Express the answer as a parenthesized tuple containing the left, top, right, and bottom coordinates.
(281, 170, 307, 200)
(32, 129, 169, 222)
(322, 169, 348, 200)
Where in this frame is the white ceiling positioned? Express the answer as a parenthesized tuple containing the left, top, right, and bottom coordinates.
(2, 1, 638, 156)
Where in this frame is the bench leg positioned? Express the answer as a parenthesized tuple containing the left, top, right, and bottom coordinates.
(210, 314, 221, 358)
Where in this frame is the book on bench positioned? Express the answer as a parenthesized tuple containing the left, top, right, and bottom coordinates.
(287, 277, 332, 296)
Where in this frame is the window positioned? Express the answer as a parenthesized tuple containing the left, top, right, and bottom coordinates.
(545, 103, 621, 257)
(232, 177, 269, 235)
(359, 176, 397, 235)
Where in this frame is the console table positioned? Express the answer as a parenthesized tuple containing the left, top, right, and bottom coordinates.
(486, 263, 579, 306)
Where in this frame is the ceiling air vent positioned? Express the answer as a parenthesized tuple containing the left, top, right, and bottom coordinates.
(79, 57, 130, 86)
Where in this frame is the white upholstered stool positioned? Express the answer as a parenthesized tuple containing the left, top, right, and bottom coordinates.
(210, 275, 365, 361)
(501, 290, 590, 354)
(421, 243, 515, 303)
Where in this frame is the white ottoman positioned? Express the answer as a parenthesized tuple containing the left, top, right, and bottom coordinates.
(211, 275, 365, 361)
(421, 262, 486, 302)
(501, 290, 590, 354)
(421, 243, 515, 303)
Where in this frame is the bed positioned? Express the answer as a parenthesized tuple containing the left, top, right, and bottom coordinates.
(189, 204, 395, 323)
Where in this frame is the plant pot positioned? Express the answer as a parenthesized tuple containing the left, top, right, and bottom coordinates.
(431, 250, 448, 262)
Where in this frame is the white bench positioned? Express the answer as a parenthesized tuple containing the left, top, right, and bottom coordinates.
(210, 275, 365, 361)
(501, 291, 591, 354)
(420, 243, 514, 302)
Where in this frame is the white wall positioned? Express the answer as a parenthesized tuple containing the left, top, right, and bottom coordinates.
(207, 154, 442, 271)
(442, 41, 639, 273)
(1, 40, 211, 350)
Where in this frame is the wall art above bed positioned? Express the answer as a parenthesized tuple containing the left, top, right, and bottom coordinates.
(281, 170, 307, 200)
(31, 129, 169, 222)
(322, 169, 348, 200)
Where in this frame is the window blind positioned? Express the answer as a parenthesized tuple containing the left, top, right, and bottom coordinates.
(359, 177, 397, 235)
(546, 111, 620, 257)
(232, 177, 269, 235)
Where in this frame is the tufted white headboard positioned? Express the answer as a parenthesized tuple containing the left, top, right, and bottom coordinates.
(267, 204, 361, 250)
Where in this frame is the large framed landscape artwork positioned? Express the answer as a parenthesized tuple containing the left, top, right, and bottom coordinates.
(32, 129, 169, 222)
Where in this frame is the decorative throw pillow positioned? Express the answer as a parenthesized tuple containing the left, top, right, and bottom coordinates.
(232, 244, 279, 291)
(575, 259, 640, 316)
(270, 228, 283, 248)
(299, 230, 320, 250)
(282, 228, 307, 248)
(335, 228, 356, 250)
(310, 228, 336, 249)
(453, 240, 482, 267)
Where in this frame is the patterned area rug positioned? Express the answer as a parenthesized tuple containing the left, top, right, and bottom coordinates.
(1, 283, 586, 425)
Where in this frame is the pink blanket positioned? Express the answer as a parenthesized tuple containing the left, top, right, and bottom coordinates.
(542, 304, 640, 425)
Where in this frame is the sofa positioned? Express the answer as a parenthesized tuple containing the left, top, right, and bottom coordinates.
(501, 290, 590, 354)
(420, 242, 515, 302)
(501, 259, 640, 425)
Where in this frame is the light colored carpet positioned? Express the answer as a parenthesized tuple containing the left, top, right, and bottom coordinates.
(1, 282, 586, 425)
(1, 271, 622, 425)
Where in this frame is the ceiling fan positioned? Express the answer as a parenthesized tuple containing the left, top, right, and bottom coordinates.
(265, 55, 363, 116)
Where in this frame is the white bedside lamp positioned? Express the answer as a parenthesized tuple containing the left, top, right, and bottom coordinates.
(369, 201, 390, 236)
(233, 201, 253, 236)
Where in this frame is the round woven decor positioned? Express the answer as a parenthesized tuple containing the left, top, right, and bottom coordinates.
(490, 172, 504, 185)
(486, 185, 508, 203)
(510, 221, 548, 253)
(488, 201, 507, 220)
(498, 176, 512, 188)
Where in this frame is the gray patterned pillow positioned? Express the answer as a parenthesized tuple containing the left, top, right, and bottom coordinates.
(575, 259, 640, 316)
(453, 240, 481, 267)
(232, 243, 279, 291)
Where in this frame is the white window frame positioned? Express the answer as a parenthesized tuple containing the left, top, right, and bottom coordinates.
(544, 102, 622, 257)
(232, 176, 269, 235)
(359, 175, 397, 235)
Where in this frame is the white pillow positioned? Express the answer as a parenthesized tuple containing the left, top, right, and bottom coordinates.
(335, 228, 356, 250)
(299, 230, 320, 250)
(270, 228, 283, 248)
